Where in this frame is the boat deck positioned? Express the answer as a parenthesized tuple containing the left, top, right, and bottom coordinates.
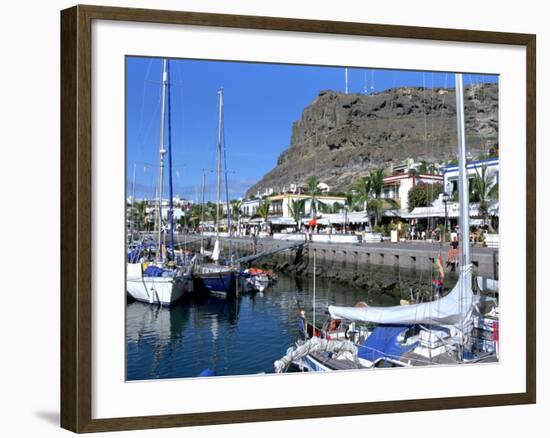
(400, 350, 498, 366)
(310, 351, 498, 371)
(309, 353, 363, 370)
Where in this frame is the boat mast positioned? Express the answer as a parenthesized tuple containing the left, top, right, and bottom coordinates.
(166, 60, 175, 262)
(156, 59, 168, 262)
(200, 172, 206, 254)
(455, 74, 471, 267)
(455, 73, 471, 360)
(130, 162, 136, 240)
(313, 251, 316, 334)
(222, 102, 232, 259)
(214, 88, 223, 261)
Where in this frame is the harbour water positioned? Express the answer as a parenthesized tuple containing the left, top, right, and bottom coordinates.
(126, 271, 436, 380)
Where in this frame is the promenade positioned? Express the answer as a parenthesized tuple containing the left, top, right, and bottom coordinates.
(206, 234, 499, 278)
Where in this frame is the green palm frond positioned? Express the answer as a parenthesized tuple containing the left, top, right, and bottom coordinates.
(288, 199, 306, 229)
(305, 175, 323, 216)
(253, 200, 271, 222)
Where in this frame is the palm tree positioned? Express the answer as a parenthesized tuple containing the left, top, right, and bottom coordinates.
(320, 201, 344, 214)
(288, 198, 306, 231)
(344, 191, 357, 212)
(369, 168, 384, 198)
(371, 198, 400, 226)
(230, 199, 242, 220)
(351, 175, 374, 229)
(342, 191, 358, 233)
(196, 201, 218, 233)
(352, 175, 376, 230)
(230, 199, 243, 234)
(331, 201, 344, 213)
(305, 175, 324, 217)
(135, 201, 146, 232)
(367, 168, 388, 226)
(471, 165, 498, 231)
(255, 200, 271, 230)
(186, 204, 203, 229)
(177, 214, 186, 232)
(352, 168, 395, 228)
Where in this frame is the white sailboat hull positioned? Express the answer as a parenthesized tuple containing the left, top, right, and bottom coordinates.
(126, 263, 193, 306)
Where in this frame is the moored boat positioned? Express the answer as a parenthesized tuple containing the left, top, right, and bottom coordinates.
(192, 88, 238, 299)
(193, 263, 236, 299)
(126, 58, 195, 306)
(127, 261, 195, 306)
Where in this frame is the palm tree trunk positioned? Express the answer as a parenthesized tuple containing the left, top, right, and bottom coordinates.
(364, 201, 373, 231)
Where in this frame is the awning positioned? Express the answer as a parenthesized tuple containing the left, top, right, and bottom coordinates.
(270, 217, 297, 226)
(401, 207, 444, 219)
(316, 212, 370, 225)
(404, 203, 500, 219)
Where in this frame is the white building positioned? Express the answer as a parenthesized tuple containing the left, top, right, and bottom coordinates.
(242, 198, 262, 217)
(255, 187, 275, 198)
(255, 180, 331, 199)
(442, 157, 499, 197)
(160, 207, 185, 221)
(381, 173, 443, 212)
(267, 193, 346, 218)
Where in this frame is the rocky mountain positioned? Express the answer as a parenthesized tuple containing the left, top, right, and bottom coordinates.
(246, 83, 498, 197)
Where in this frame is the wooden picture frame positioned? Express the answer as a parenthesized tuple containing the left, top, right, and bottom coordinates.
(60, 4, 536, 433)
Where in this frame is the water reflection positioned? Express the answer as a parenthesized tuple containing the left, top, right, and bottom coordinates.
(126, 271, 436, 380)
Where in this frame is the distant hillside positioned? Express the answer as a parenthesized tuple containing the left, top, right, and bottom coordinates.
(246, 83, 498, 196)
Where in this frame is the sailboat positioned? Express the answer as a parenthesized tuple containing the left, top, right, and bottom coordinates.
(193, 88, 237, 299)
(126, 58, 195, 306)
(274, 74, 499, 372)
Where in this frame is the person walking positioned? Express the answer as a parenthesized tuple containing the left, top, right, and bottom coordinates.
(297, 308, 308, 341)
(252, 233, 258, 255)
(446, 239, 459, 272)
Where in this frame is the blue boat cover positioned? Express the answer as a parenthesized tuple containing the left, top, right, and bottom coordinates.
(143, 265, 164, 277)
(198, 368, 216, 377)
(357, 325, 418, 362)
(127, 249, 141, 263)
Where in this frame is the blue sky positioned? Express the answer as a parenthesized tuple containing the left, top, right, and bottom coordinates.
(126, 57, 497, 202)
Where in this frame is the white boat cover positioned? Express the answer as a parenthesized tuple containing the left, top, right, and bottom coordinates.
(212, 239, 220, 262)
(329, 265, 474, 327)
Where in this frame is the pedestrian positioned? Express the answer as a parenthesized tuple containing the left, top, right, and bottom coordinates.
(446, 238, 459, 272)
(252, 233, 258, 255)
(297, 308, 308, 341)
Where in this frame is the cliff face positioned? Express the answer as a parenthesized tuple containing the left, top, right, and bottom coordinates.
(246, 83, 498, 196)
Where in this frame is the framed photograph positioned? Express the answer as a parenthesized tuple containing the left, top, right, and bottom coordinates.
(60, 4, 536, 433)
